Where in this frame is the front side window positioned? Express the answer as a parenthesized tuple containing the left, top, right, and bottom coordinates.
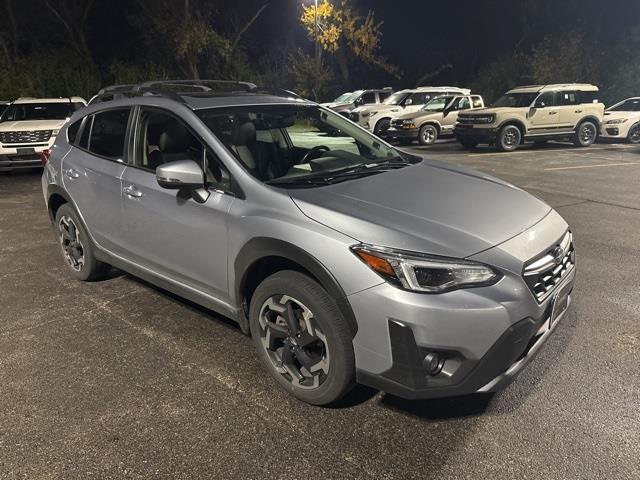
(1, 102, 83, 121)
(359, 92, 376, 105)
(448, 96, 471, 111)
(136, 109, 230, 190)
(608, 98, 640, 112)
(406, 92, 431, 106)
(197, 105, 416, 187)
(534, 91, 557, 108)
(88, 109, 130, 160)
(493, 92, 538, 108)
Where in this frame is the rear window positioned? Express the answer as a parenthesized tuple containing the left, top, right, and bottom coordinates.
(1, 102, 84, 121)
(88, 109, 130, 160)
(67, 120, 82, 144)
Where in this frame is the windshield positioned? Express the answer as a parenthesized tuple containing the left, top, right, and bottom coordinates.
(608, 99, 640, 112)
(197, 104, 416, 188)
(383, 92, 409, 105)
(493, 92, 538, 108)
(337, 91, 363, 104)
(332, 92, 352, 103)
(0, 102, 84, 122)
(422, 96, 453, 112)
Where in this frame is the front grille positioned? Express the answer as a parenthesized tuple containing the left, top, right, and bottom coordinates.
(606, 128, 619, 135)
(523, 231, 575, 302)
(457, 116, 477, 125)
(390, 119, 405, 129)
(0, 130, 53, 144)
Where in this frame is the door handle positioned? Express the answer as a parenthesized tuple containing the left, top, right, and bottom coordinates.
(575, 110, 583, 114)
(64, 168, 80, 179)
(548, 111, 558, 115)
(123, 185, 142, 198)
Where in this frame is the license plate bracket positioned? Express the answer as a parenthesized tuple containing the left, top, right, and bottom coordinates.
(16, 147, 36, 155)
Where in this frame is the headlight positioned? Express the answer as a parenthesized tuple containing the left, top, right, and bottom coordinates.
(351, 244, 500, 293)
(362, 112, 371, 117)
(52, 129, 60, 136)
(401, 119, 417, 129)
(605, 118, 628, 125)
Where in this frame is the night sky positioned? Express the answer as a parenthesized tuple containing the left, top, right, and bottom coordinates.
(87, 0, 640, 88)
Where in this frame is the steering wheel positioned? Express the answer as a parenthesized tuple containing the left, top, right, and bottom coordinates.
(300, 145, 330, 164)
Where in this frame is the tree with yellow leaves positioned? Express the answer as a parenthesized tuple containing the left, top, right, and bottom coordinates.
(299, 0, 400, 84)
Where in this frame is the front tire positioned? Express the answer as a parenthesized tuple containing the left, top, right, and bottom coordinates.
(627, 124, 640, 144)
(249, 271, 355, 405)
(573, 120, 597, 147)
(54, 204, 109, 281)
(497, 124, 522, 152)
(418, 124, 438, 146)
(373, 118, 390, 136)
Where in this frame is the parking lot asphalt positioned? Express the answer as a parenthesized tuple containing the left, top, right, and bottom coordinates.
(1, 141, 639, 479)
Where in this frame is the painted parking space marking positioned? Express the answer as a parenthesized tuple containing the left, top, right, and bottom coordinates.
(543, 162, 639, 171)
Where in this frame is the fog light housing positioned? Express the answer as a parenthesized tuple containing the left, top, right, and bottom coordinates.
(422, 352, 445, 376)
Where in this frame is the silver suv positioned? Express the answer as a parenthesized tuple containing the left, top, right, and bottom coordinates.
(42, 80, 576, 405)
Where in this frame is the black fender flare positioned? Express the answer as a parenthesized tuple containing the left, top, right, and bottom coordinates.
(45, 184, 74, 223)
(497, 119, 527, 136)
(234, 237, 358, 337)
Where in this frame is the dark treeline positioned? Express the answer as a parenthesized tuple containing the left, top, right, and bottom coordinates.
(0, 0, 639, 104)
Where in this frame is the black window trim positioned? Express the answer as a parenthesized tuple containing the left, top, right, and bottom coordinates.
(69, 106, 134, 165)
(129, 105, 244, 199)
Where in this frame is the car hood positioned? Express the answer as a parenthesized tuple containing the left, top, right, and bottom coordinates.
(604, 111, 640, 120)
(393, 110, 443, 122)
(289, 159, 551, 258)
(460, 107, 525, 115)
(321, 102, 354, 110)
(0, 119, 66, 131)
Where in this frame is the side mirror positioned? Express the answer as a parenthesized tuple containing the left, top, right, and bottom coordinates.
(156, 160, 204, 190)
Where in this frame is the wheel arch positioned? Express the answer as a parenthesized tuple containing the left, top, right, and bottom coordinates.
(46, 184, 73, 223)
(234, 237, 358, 337)
(497, 118, 527, 137)
(575, 115, 601, 130)
(418, 120, 441, 133)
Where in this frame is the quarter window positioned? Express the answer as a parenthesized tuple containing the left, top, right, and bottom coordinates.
(88, 109, 130, 160)
(67, 120, 82, 144)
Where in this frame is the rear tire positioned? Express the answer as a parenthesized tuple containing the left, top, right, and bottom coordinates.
(627, 124, 640, 144)
(249, 270, 355, 405)
(573, 120, 597, 147)
(54, 204, 110, 281)
(418, 124, 438, 146)
(497, 124, 522, 152)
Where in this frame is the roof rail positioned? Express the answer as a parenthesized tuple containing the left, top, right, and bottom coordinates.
(88, 80, 302, 105)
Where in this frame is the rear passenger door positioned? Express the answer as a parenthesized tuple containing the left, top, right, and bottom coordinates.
(556, 90, 582, 128)
(62, 108, 131, 254)
(119, 107, 234, 302)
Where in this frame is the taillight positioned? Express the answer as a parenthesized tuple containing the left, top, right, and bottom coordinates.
(41, 149, 51, 166)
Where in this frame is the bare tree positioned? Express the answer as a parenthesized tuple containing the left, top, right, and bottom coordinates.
(43, 0, 93, 62)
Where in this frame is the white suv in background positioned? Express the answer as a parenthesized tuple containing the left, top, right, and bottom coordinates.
(354, 87, 471, 135)
(601, 97, 640, 144)
(0, 97, 86, 171)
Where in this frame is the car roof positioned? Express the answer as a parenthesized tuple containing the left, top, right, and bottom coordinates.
(13, 97, 87, 104)
(509, 84, 599, 94)
(88, 81, 316, 111)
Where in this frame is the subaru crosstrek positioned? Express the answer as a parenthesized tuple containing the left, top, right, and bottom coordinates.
(42, 80, 576, 405)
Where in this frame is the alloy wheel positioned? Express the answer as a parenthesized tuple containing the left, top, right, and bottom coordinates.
(629, 126, 640, 144)
(58, 216, 85, 272)
(580, 123, 596, 144)
(258, 295, 330, 390)
(502, 126, 520, 148)
(421, 126, 437, 145)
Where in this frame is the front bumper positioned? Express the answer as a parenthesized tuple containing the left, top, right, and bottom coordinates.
(0, 141, 52, 171)
(454, 124, 498, 143)
(385, 127, 418, 139)
(599, 124, 628, 139)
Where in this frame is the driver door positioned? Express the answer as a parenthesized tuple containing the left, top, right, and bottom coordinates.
(529, 91, 560, 131)
(441, 96, 471, 134)
(119, 107, 235, 301)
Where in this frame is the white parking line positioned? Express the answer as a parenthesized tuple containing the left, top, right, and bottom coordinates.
(543, 162, 639, 171)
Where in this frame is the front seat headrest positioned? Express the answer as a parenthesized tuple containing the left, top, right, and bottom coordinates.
(159, 121, 191, 153)
(231, 121, 256, 146)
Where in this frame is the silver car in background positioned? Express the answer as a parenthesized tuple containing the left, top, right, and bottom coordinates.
(42, 81, 576, 405)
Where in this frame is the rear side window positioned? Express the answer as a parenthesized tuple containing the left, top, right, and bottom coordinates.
(88, 109, 131, 160)
(558, 91, 579, 105)
(67, 120, 82, 144)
